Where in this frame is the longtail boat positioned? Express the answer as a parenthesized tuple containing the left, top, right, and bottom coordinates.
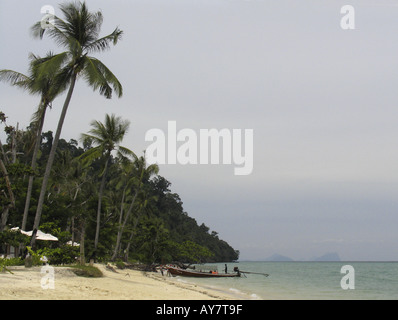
(166, 266, 241, 278)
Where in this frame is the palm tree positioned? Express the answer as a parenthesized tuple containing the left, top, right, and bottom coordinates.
(0, 114, 15, 232)
(80, 113, 133, 257)
(0, 53, 67, 231)
(111, 155, 159, 261)
(29, 1, 123, 249)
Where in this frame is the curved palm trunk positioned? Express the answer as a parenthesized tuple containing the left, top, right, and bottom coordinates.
(124, 226, 136, 262)
(110, 186, 126, 260)
(111, 187, 139, 261)
(93, 156, 110, 257)
(79, 219, 86, 264)
(123, 215, 142, 262)
(30, 74, 77, 249)
(21, 101, 47, 231)
(0, 158, 15, 232)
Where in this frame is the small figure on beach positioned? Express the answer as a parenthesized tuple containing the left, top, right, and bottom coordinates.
(225, 264, 228, 274)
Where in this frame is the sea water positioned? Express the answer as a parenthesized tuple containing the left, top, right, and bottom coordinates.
(173, 262, 398, 300)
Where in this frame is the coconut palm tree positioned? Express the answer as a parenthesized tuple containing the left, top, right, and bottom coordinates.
(0, 114, 16, 232)
(29, 1, 123, 249)
(123, 190, 158, 262)
(80, 113, 134, 257)
(0, 53, 67, 231)
(111, 155, 159, 261)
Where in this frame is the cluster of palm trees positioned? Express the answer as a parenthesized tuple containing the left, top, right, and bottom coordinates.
(0, 1, 148, 258)
(0, 1, 242, 265)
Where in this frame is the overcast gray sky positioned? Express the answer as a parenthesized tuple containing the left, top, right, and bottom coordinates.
(1, 0, 398, 261)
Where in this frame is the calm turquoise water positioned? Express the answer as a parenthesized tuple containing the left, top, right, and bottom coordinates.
(173, 262, 398, 300)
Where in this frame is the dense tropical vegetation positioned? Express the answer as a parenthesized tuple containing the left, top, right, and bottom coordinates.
(0, 1, 239, 267)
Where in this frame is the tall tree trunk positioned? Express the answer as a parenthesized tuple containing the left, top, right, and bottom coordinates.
(11, 123, 18, 163)
(124, 228, 135, 262)
(110, 186, 126, 261)
(123, 214, 142, 262)
(0, 206, 10, 232)
(22, 102, 47, 231)
(79, 219, 85, 265)
(111, 185, 140, 261)
(30, 74, 77, 249)
(0, 158, 15, 232)
(70, 184, 80, 244)
(93, 156, 109, 257)
(71, 217, 75, 244)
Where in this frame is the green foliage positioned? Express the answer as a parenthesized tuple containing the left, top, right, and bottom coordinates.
(69, 264, 103, 277)
(132, 217, 170, 264)
(36, 246, 79, 265)
(0, 85, 239, 267)
(26, 246, 43, 266)
(171, 240, 214, 264)
(39, 222, 71, 244)
(0, 257, 24, 274)
(149, 176, 239, 263)
(0, 229, 30, 248)
(0, 124, 239, 265)
(0, 259, 13, 274)
(1, 257, 24, 267)
(115, 260, 125, 269)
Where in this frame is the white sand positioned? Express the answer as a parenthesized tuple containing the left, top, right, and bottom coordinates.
(0, 264, 238, 300)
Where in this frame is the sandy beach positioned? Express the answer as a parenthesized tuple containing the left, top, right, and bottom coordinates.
(0, 264, 238, 300)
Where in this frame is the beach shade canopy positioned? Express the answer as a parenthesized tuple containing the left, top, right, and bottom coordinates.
(10, 227, 58, 241)
(66, 241, 80, 247)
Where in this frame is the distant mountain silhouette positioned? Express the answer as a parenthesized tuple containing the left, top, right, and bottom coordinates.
(313, 252, 341, 261)
(261, 252, 341, 262)
(264, 253, 294, 262)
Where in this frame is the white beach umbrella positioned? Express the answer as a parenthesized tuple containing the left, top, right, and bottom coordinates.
(66, 241, 80, 246)
(11, 227, 58, 241)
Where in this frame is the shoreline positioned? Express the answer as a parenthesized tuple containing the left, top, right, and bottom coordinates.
(171, 276, 263, 300)
(0, 264, 240, 300)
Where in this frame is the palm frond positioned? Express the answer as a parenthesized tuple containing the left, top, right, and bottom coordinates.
(147, 163, 160, 176)
(82, 56, 112, 98)
(27, 52, 70, 99)
(31, 16, 70, 49)
(78, 145, 104, 167)
(118, 146, 137, 159)
(81, 130, 105, 146)
(84, 27, 123, 53)
(0, 69, 32, 91)
(82, 56, 123, 99)
(58, 2, 103, 47)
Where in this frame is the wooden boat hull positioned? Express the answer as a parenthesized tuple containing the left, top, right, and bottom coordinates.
(167, 266, 240, 278)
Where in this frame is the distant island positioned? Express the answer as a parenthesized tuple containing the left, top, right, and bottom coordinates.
(263, 252, 341, 262)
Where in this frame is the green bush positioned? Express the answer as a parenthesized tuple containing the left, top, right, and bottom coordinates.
(0, 258, 22, 274)
(69, 264, 103, 277)
(26, 246, 44, 266)
(37, 246, 79, 265)
(115, 260, 125, 269)
(26, 245, 79, 265)
(0, 257, 24, 267)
